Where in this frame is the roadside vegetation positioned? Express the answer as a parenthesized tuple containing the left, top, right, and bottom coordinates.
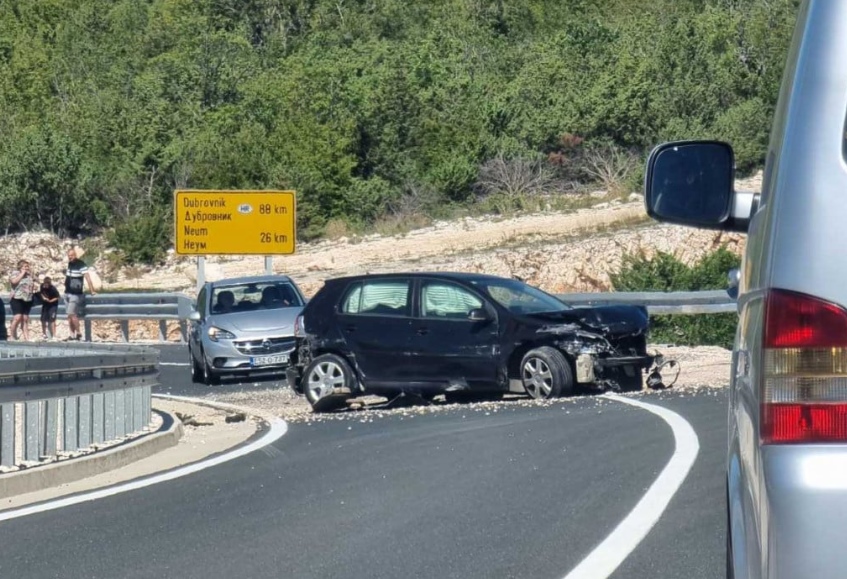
(0, 0, 798, 264)
(611, 246, 742, 348)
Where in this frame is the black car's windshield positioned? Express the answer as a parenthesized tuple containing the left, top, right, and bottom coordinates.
(211, 282, 302, 314)
(470, 278, 570, 314)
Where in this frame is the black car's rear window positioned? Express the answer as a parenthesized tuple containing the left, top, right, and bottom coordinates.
(341, 280, 410, 317)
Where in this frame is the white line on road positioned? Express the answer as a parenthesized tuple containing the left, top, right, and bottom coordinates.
(159, 362, 189, 366)
(0, 395, 288, 523)
(562, 393, 701, 579)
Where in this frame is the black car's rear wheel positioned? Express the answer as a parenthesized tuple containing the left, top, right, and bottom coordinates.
(521, 347, 574, 399)
(303, 353, 354, 412)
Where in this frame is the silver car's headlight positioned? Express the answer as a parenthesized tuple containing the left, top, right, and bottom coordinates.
(208, 326, 236, 342)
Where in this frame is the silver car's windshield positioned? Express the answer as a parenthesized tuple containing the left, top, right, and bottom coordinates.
(211, 282, 302, 315)
(470, 278, 571, 314)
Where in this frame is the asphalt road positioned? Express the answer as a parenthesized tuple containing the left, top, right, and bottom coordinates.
(0, 345, 727, 579)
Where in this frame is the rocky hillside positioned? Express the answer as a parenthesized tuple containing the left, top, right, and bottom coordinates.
(2, 173, 760, 302)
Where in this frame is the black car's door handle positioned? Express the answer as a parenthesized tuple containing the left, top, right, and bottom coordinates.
(416, 327, 429, 335)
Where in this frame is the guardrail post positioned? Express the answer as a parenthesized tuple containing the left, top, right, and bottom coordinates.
(92, 393, 105, 444)
(179, 321, 187, 343)
(142, 385, 151, 426)
(158, 320, 167, 342)
(124, 388, 134, 435)
(78, 395, 92, 449)
(24, 401, 40, 462)
(84, 319, 92, 342)
(115, 390, 126, 438)
(44, 399, 58, 457)
(1, 404, 14, 467)
(120, 321, 129, 342)
(132, 387, 143, 432)
(104, 391, 116, 441)
(63, 397, 78, 452)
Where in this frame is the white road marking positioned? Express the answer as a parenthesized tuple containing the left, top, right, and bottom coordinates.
(159, 362, 189, 366)
(562, 393, 701, 579)
(0, 395, 288, 522)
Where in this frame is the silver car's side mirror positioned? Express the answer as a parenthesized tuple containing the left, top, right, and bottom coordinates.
(188, 311, 201, 322)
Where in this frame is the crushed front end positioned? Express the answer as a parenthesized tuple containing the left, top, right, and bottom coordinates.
(533, 304, 678, 392)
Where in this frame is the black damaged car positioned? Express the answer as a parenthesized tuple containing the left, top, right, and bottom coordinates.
(286, 272, 669, 412)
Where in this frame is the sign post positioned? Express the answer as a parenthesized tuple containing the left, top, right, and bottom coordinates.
(174, 190, 297, 292)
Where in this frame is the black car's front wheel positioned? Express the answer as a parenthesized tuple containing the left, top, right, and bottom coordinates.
(303, 353, 355, 412)
(521, 347, 574, 399)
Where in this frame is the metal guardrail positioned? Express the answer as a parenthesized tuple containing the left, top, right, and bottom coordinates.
(0, 343, 159, 469)
(0, 289, 736, 346)
(555, 289, 737, 315)
(1, 293, 193, 342)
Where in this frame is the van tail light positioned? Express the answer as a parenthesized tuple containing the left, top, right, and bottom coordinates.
(294, 314, 304, 338)
(762, 289, 847, 444)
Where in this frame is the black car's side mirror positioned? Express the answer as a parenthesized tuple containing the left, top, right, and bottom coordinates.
(468, 308, 490, 322)
(645, 140, 751, 232)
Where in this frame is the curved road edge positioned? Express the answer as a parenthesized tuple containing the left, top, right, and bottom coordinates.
(0, 395, 289, 523)
(563, 393, 701, 579)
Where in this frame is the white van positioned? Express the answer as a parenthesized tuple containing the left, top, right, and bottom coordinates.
(642, 1, 847, 577)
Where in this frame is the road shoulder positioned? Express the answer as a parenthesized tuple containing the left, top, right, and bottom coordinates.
(0, 397, 259, 512)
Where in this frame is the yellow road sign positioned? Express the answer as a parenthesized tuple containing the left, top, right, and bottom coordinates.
(174, 190, 296, 255)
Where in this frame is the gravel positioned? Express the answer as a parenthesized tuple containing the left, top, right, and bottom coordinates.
(198, 345, 733, 424)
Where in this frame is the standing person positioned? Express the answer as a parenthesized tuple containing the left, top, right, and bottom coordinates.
(64, 247, 96, 341)
(39, 276, 60, 340)
(9, 259, 35, 341)
(0, 295, 7, 341)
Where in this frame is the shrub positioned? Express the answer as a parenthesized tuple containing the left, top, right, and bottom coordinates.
(475, 154, 554, 198)
(610, 246, 741, 348)
(107, 209, 171, 265)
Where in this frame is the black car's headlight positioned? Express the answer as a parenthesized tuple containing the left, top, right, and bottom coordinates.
(208, 327, 236, 341)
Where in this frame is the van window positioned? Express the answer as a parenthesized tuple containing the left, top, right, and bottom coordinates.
(341, 280, 410, 317)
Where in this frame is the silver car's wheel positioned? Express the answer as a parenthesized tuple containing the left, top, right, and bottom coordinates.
(303, 353, 354, 412)
(190, 347, 204, 384)
(520, 347, 573, 399)
(201, 348, 221, 385)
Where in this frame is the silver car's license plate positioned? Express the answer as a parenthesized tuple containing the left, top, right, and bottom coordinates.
(251, 354, 289, 367)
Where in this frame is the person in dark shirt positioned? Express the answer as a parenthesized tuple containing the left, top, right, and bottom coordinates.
(39, 277, 61, 340)
(64, 247, 96, 341)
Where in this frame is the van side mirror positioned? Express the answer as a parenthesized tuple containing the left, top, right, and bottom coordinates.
(645, 140, 752, 232)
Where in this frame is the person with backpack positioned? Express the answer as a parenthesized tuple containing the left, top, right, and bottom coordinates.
(64, 246, 96, 341)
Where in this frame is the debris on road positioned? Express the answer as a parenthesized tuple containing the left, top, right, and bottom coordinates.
(197, 343, 731, 424)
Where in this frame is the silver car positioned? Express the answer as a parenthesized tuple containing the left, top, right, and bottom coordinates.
(643, 2, 847, 577)
(188, 275, 306, 384)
